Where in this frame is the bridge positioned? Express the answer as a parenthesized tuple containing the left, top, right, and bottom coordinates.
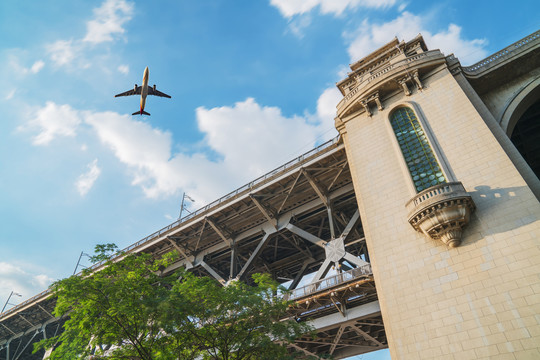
(3, 29, 540, 360)
(0, 136, 387, 359)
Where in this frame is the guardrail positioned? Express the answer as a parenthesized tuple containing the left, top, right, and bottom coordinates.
(463, 30, 540, 73)
(285, 264, 372, 301)
(118, 135, 340, 253)
(1, 135, 341, 321)
(82, 135, 340, 272)
(0, 288, 52, 320)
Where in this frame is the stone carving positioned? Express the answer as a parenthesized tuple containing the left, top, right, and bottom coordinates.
(406, 182, 475, 248)
(397, 77, 411, 96)
(412, 70, 423, 90)
(360, 99, 372, 116)
(357, 92, 383, 117)
(368, 92, 384, 111)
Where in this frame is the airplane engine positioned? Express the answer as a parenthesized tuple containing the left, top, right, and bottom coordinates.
(134, 84, 137, 91)
(153, 84, 156, 91)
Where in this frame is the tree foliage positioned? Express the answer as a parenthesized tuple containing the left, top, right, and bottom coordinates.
(35, 244, 311, 359)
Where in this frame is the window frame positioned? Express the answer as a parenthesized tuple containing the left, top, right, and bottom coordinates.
(386, 102, 455, 195)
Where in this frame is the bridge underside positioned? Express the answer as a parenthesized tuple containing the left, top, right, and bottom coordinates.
(1, 139, 387, 359)
(294, 306, 386, 359)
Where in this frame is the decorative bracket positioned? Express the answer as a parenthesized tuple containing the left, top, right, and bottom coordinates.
(359, 99, 372, 116)
(412, 70, 423, 90)
(357, 91, 383, 117)
(397, 76, 411, 96)
(367, 92, 384, 111)
(406, 182, 475, 248)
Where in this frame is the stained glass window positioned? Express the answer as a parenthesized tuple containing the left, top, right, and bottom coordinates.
(390, 107, 446, 192)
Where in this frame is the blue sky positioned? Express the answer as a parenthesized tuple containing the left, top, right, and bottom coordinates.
(0, 0, 537, 358)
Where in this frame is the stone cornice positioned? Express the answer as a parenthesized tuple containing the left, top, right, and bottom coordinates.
(336, 50, 446, 120)
(342, 34, 428, 81)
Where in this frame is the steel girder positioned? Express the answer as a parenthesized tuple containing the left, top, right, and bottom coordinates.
(0, 141, 387, 359)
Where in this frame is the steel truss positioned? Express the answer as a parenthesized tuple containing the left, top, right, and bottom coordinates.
(0, 140, 386, 358)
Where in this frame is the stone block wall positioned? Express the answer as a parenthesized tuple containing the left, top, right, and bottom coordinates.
(339, 64, 540, 359)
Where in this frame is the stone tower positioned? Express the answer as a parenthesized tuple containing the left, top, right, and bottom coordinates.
(335, 34, 540, 359)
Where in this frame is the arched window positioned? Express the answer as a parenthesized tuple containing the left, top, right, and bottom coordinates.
(390, 107, 446, 192)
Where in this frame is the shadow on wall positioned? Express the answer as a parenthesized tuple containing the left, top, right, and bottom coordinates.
(463, 185, 539, 242)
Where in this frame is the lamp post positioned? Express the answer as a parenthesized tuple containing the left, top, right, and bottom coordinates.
(178, 192, 195, 220)
(1, 291, 22, 314)
(73, 251, 91, 275)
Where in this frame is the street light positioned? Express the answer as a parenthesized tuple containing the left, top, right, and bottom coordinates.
(1, 291, 22, 314)
(178, 192, 195, 220)
(73, 251, 91, 275)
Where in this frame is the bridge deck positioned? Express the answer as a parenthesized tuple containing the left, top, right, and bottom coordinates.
(1, 135, 386, 359)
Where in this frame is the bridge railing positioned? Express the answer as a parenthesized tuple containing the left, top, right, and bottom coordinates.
(1, 136, 341, 321)
(285, 264, 372, 301)
(463, 30, 540, 73)
(83, 135, 340, 273)
(0, 287, 53, 319)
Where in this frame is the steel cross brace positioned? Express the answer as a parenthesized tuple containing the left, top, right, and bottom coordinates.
(350, 324, 384, 347)
(206, 217, 233, 248)
(162, 183, 355, 279)
(285, 208, 367, 285)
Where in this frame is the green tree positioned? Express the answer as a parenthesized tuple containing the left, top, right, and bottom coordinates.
(163, 272, 309, 360)
(35, 244, 311, 359)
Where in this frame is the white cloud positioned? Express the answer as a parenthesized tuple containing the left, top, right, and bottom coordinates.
(164, 214, 175, 221)
(0, 262, 54, 303)
(84, 111, 193, 199)
(316, 87, 342, 123)
(196, 98, 324, 176)
(5, 54, 45, 75)
(345, 12, 488, 65)
(22, 89, 338, 204)
(47, 39, 79, 66)
(76, 159, 101, 196)
(118, 64, 129, 74)
(83, 0, 134, 44)
(270, 0, 396, 17)
(30, 60, 45, 74)
(5, 89, 16, 100)
(287, 14, 312, 39)
(47, 0, 134, 67)
(427, 24, 487, 65)
(20, 101, 81, 145)
(83, 95, 336, 203)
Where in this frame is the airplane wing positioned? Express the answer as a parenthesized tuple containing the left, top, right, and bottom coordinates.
(148, 87, 172, 98)
(114, 86, 142, 97)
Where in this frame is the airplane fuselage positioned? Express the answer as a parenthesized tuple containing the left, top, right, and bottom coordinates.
(114, 66, 170, 116)
(140, 66, 149, 112)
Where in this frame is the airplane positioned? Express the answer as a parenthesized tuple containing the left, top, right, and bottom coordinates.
(114, 66, 171, 116)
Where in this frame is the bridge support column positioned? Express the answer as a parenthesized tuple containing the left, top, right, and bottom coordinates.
(335, 35, 540, 359)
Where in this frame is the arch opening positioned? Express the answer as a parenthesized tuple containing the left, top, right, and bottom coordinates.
(510, 99, 540, 181)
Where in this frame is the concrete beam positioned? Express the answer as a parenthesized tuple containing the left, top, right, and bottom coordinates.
(308, 301, 380, 330)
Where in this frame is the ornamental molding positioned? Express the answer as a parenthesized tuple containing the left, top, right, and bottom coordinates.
(462, 30, 540, 77)
(336, 50, 446, 120)
(396, 76, 411, 96)
(406, 182, 476, 248)
(355, 92, 383, 117)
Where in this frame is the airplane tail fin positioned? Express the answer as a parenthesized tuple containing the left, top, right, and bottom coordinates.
(132, 110, 151, 116)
